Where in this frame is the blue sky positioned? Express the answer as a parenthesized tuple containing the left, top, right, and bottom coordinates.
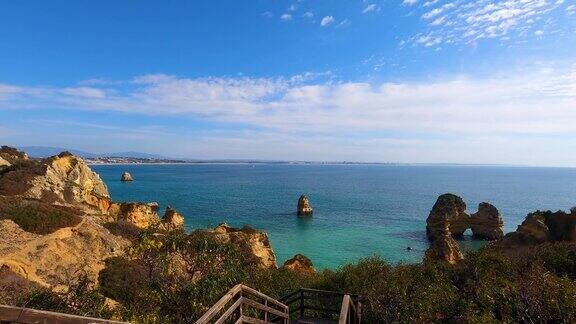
(1, 0, 576, 165)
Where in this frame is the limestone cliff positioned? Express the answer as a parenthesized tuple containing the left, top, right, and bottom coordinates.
(502, 210, 576, 246)
(0, 149, 111, 213)
(0, 217, 128, 291)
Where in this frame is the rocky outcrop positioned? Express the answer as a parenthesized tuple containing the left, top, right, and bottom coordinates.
(283, 254, 316, 275)
(208, 223, 277, 268)
(470, 202, 504, 240)
(0, 217, 128, 291)
(162, 206, 185, 231)
(0, 146, 28, 165)
(121, 172, 133, 181)
(110, 202, 160, 229)
(502, 210, 576, 246)
(425, 223, 464, 265)
(426, 194, 470, 240)
(297, 194, 313, 216)
(0, 149, 111, 214)
(427, 194, 504, 241)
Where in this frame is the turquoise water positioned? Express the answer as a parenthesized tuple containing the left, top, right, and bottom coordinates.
(92, 164, 576, 269)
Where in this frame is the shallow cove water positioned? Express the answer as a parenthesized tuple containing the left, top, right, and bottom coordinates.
(92, 164, 576, 270)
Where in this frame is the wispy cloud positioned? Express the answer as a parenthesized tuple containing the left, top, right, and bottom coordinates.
(362, 4, 379, 14)
(2, 65, 576, 137)
(410, 0, 570, 46)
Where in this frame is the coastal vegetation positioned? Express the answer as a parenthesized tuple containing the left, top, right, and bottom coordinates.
(7, 232, 576, 323)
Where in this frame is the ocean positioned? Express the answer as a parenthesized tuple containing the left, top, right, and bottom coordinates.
(92, 164, 576, 269)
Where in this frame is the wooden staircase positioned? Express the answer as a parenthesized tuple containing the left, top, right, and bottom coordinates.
(196, 285, 361, 324)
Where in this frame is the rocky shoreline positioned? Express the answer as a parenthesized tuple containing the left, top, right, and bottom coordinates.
(1, 144, 576, 307)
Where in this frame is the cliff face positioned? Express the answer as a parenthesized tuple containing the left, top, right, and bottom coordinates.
(0, 151, 111, 213)
(502, 210, 576, 246)
(0, 147, 128, 291)
(209, 223, 277, 268)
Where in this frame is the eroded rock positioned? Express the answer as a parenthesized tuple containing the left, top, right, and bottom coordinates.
(426, 193, 470, 240)
(162, 206, 185, 231)
(502, 210, 576, 246)
(283, 254, 316, 275)
(470, 202, 504, 240)
(209, 223, 277, 268)
(0, 217, 128, 290)
(297, 194, 313, 216)
(425, 223, 464, 265)
(0, 148, 111, 213)
(121, 172, 133, 182)
(110, 202, 160, 229)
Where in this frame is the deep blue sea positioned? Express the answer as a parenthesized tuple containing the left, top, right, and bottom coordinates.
(92, 164, 576, 270)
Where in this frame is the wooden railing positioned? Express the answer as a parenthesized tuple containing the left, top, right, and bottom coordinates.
(280, 288, 361, 322)
(195, 284, 289, 324)
(0, 304, 127, 324)
(338, 295, 361, 324)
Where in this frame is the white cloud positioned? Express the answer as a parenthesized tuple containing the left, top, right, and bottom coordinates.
(534, 29, 544, 36)
(4, 65, 576, 164)
(411, 0, 568, 46)
(362, 4, 379, 14)
(567, 5, 576, 15)
(320, 16, 335, 26)
(261, 11, 273, 18)
(423, 0, 439, 7)
(281, 13, 292, 21)
(303, 11, 314, 19)
(403, 0, 418, 6)
(2, 66, 576, 136)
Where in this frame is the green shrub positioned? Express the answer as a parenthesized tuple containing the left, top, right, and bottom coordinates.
(0, 198, 81, 234)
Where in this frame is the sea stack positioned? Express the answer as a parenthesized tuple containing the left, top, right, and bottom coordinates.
(121, 172, 133, 182)
(470, 202, 504, 240)
(297, 194, 313, 216)
(426, 193, 470, 240)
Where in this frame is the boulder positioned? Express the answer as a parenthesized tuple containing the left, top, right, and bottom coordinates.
(121, 172, 133, 182)
(297, 194, 313, 216)
(470, 202, 504, 240)
(425, 223, 464, 265)
(0, 149, 111, 213)
(209, 223, 277, 268)
(426, 193, 470, 240)
(283, 254, 316, 275)
(162, 206, 185, 231)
